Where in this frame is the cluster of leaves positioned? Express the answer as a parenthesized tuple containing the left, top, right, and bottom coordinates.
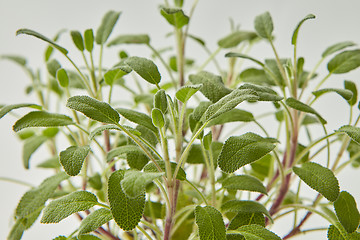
(1, 1, 360, 240)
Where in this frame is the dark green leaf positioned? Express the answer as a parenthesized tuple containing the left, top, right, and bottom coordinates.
(0, 103, 42, 119)
(285, 97, 327, 124)
(144, 201, 165, 219)
(60, 145, 91, 176)
(104, 66, 131, 86)
(23, 135, 47, 169)
(67, 95, 120, 124)
(238, 224, 281, 240)
(218, 31, 258, 48)
(89, 124, 122, 140)
(186, 144, 205, 164)
(344, 80, 358, 106)
(84, 29, 94, 52)
(222, 175, 267, 195)
(121, 170, 164, 197)
(125, 56, 161, 85)
(293, 162, 339, 202)
(117, 108, 157, 133)
(107, 145, 146, 162)
(222, 200, 272, 222)
(176, 84, 203, 103)
(195, 206, 226, 240)
(160, 7, 189, 29)
(70, 30, 84, 51)
(322, 41, 356, 58)
(291, 14, 315, 45)
(228, 212, 265, 230)
(16, 28, 68, 55)
(41, 191, 98, 223)
(334, 191, 360, 233)
(327, 50, 360, 74)
(151, 108, 165, 128)
(327, 225, 345, 240)
(226, 234, 245, 240)
(239, 83, 283, 101)
(108, 170, 145, 230)
(336, 125, 360, 144)
(251, 154, 273, 179)
(218, 132, 276, 173)
(78, 208, 113, 234)
(108, 34, 150, 46)
(154, 89, 168, 113)
(88, 173, 102, 190)
(312, 88, 353, 101)
(95, 11, 121, 44)
(144, 161, 186, 180)
(254, 12, 273, 40)
(56, 68, 69, 87)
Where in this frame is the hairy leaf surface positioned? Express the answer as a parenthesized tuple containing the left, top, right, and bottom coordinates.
(228, 212, 265, 230)
(285, 97, 327, 124)
(327, 49, 360, 74)
(208, 109, 254, 127)
(195, 206, 226, 240)
(125, 56, 161, 84)
(312, 88, 353, 101)
(254, 12, 273, 40)
(222, 175, 267, 195)
(121, 170, 164, 197)
(144, 161, 186, 180)
(108, 34, 150, 46)
(0, 103, 42, 119)
(334, 191, 360, 233)
(95, 11, 121, 44)
(336, 125, 360, 144)
(176, 84, 202, 103)
(160, 7, 189, 29)
(78, 208, 113, 234)
(89, 124, 122, 140)
(60, 145, 91, 176)
(322, 41, 356, 58)
(218, 31, 257, 48)
(117, 108, 157, 133)
(238, 224, 281, 240)
(221, 200, 272, 222)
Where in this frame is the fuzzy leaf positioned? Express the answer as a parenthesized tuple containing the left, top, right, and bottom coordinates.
(218, 132, 276, 173)
(239, 83, 283, 101)
(13, 111, 73, 132)
(327, 49, 360, 74)
(0, 103, 42, 119)
(336, 125, 360, 144)
(154, 89, 168, 113)
(151, 108, 165, 128)
(104, 67, 131, 86)
(108, 170, 145, 231)
(89, 124, 122, 140)
(254, 12, 273, 40)
(221, 200, 272, 222)
(189, 71, 231, 102)
(222, 175, 267, 195)
(334, 191, 360, 233)
(291, 14, 315, 45)
(195, 206, 226, 240)
(218, 31, 258, 48)
(60, 145, 91, 176)
(78, 208, 113, 234)
(238, 68, 272, 86)
(125, 56, 161, 85)
(160, 7, 189, 29)
(95, 11, 121, 44)
(78, 235, 101, 240)
(344, 80, 358, 106)
(208, 109, 254, 127)
(228, 212, 265, 230)
(285, 97, 327, 124)
(108, 34, 150, 46)
(23, 135, 47, 169)
(327, 225, 345, 240)
(312, 88, 353, 101)
(226, 234, 245, 240)
(117, 108, 157, 133)
(322, 41, 356, 58)
(84, 29, 94, 52)
(176, 84, 203, 103)
(293, 162, 339, 202)
(16, 172, 68, 218)
(8, 218, 26, 240)
(144, 161, 186, 180)
(41, 191, 98, 223)
(16, 28, 68, 54)
(70, 30, 85, 51)
(107, 145, 146, 162)
(226, 53, 265, 68)
(238, 224, 281, 240)
(67, 96, 120, 124)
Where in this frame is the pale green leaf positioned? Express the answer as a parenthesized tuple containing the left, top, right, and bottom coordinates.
(291, 14, 315, 45)
(312, 88, 353, 101)
(221, 200, 272, 222)
(70, 30, 85, 51)
(89, 124, 121, 140)
(222, 175, 267, 195)
(176, 84, 203, 103)
(56, 68, 69, 87)
(125, 56, 161, 85)
(189, 71, 231, 103)
(7, 219, 26, 240)
(265, 59, 289, 87)
(225, 53, 265, 68)
(344, 80, 358, 106)
(108, 34, 150, 46)
(218, 31, 258, 48)
(23, 135, 47, 169)
(228, 212, 265, 230)
(334, 191, 360, 233)
(285, 97, 327, 124)
(78, 208, 113, 234)
(254, 12, 273, 40)
(293, 162, 339, 202)
(121, 170, 164, 197)
(107, 145, 146, 162)
(16, 172, 68, 218)
(160, 7, 189, 29)
(218, 132, 276, 173)
(322, 41, 356, 58)
(104, 66, 131, 86)
(108, 170, 145, 230)
(60, 145, 91, 176)
(238, 68, 273, 86)
(154, 89, 168, 113)
(0, 54, 27, 66)
(41, 191, 98, 223)
(151, 108, 165, 128)
(67, 95, 120, 124)
(208, 109, 254, 127)
(144, 161, 186, 180)
(336, 125, 360, 144)
(46, 59, 61, 78)
(37, 156, 61, 169)
(0, 103, 42, 119)
(16, 28, 68, 55)
(95, 11, 121, 44)
(327, 50, 360, 74)
(239, 83, 283, 101)
(84, 29, 94, 52)
(195, 206, 226, 240)
(238, 224, 281, 240)
(88, 173, 102, 190)
(117, 108, 157, 133)
(144, 201, 165, 219)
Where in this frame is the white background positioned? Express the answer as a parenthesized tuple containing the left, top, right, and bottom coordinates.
(1, 0, 360, 239)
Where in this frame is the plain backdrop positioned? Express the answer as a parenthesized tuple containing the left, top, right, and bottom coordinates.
(0, 0, 360, 239)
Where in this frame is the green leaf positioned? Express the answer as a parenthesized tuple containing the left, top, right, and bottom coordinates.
(312, 88, 353, 101)
(221, 200, 272, 222)
(95, 11, 121, 44)
(0, 54, 27, 66)
(202, 89, 259, 122)
(322, 41, 356, 58)
(89, 124, 121, 140)
(336, 125, 360, 144)
(327, 49, 360, 74)
(107, 145, 146, 162)
(41, 191, 98, 223)
(67, 96, 120, 124)
(108, 34, 150, 46)
(218, 132, 276, 173)
(154, 89, 168, 113)
(78, 208, 113, 234)
(226, 234, 245, 240)
(56, 68, 69, 88)
(160, 7, 189, 29)
(151, 108, 165, 128)
(254, 12, 273, 40)
(78, 235, 101, 240)
(293, 162, 339, 202)
(176, 84, 203, 103)
(225, 53, 265, 68)
(88, 173, 102, 190)
(7, 218, 26, 240)
(195, 206, 226, 240)
(285, 97, 327, 124)
(46, 59, 61, 78)
(117, 108, 157, 133)
(16, 172, 68, 218)
(121, 170, 164, 198)
(264, 59, 289, 87)
(238, 224, 281, 240)
(108, 170, 145, 231)
(16, 28, 68, 55)
(60, 145, 91, 176)
(327, 225, 345, 240)
(218, 31, 258, 48)
(189, 71, 231, 102)
(144, 201, 165, 219)
(125, 56, 161, 85)
(222, 175, 267, 195)
(70, 30, 85, 51)
(291, 14, 315, 45)
(238, 68, 273, 86)
(37, 156, 61, 169)
(228, 212, 265, 230)
(344, 80, 358, 106)
(186, 144, 205, 164)
(144, 161, 186, 180)
(208, 109, 254, 127)
(84, 29, 94, 52)
(13, 111, 73, 132)
(239, 83, 283, 101)
(23, 135, 47, 169)
(0, 103, 42, 119)
(104, 66, 131, 86)
(334, 191, 360, 233)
